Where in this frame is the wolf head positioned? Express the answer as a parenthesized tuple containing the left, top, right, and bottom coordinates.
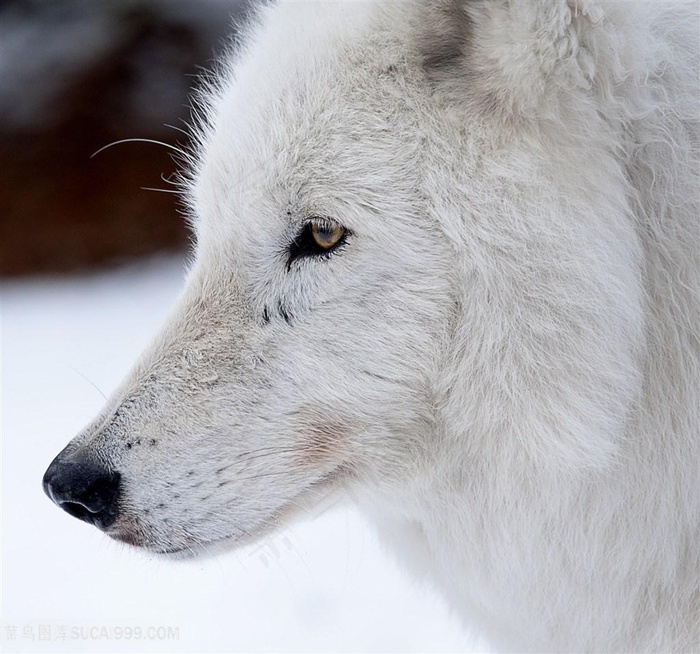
(43, 0, 644, 554)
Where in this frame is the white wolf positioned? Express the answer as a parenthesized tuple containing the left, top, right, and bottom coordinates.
(43, 1, 699, 651)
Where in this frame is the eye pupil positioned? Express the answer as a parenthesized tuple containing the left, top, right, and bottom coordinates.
(311, 223, 344, 249)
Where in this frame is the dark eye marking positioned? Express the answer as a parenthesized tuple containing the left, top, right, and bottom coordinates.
(259, 303, 292, 326)
(278, 301, 292, 325)
(286, 217, 349, 270)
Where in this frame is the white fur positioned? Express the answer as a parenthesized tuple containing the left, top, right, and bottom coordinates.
(59, 1, 699, 651)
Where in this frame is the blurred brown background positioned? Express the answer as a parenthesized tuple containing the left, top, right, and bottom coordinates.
(0, 0, 248, 276)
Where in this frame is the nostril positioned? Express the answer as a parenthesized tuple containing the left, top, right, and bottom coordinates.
(59, 501, 97, 521)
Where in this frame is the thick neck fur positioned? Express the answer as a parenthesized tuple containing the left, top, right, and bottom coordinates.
(361, 2, 700, 650)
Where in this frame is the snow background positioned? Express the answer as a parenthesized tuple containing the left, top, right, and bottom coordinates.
(2, 256, 478, 653)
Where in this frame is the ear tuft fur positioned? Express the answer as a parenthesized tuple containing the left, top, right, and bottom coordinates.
(418, 0, 471, 76)
(415, 0, 596, 118)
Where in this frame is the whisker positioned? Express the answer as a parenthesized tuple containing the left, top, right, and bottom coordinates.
(234, 447, 300, 463)
(140, 186, 181, 194)
(236, 470, 302, 482)
(90, 138, 187, 159)
(67, 365, 107, 401)
(164, 123, 191, 137)
(160, 172, 180, 186)
(212, 441, 344, 476)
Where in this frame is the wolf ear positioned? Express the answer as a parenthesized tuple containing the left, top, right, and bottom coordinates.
(417, 0, 471, 77)
(416, 0, 598, 116)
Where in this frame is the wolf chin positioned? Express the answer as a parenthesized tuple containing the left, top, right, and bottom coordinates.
(43, 1, 699, 651)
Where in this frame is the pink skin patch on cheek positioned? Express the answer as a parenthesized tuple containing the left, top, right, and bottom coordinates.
(294, 412, 351, 468)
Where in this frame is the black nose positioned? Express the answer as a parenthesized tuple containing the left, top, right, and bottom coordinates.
(43, 453, 120, 530)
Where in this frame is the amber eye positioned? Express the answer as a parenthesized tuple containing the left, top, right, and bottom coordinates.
(287, 218, 349, 269)
(310, 221, 345, 250)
